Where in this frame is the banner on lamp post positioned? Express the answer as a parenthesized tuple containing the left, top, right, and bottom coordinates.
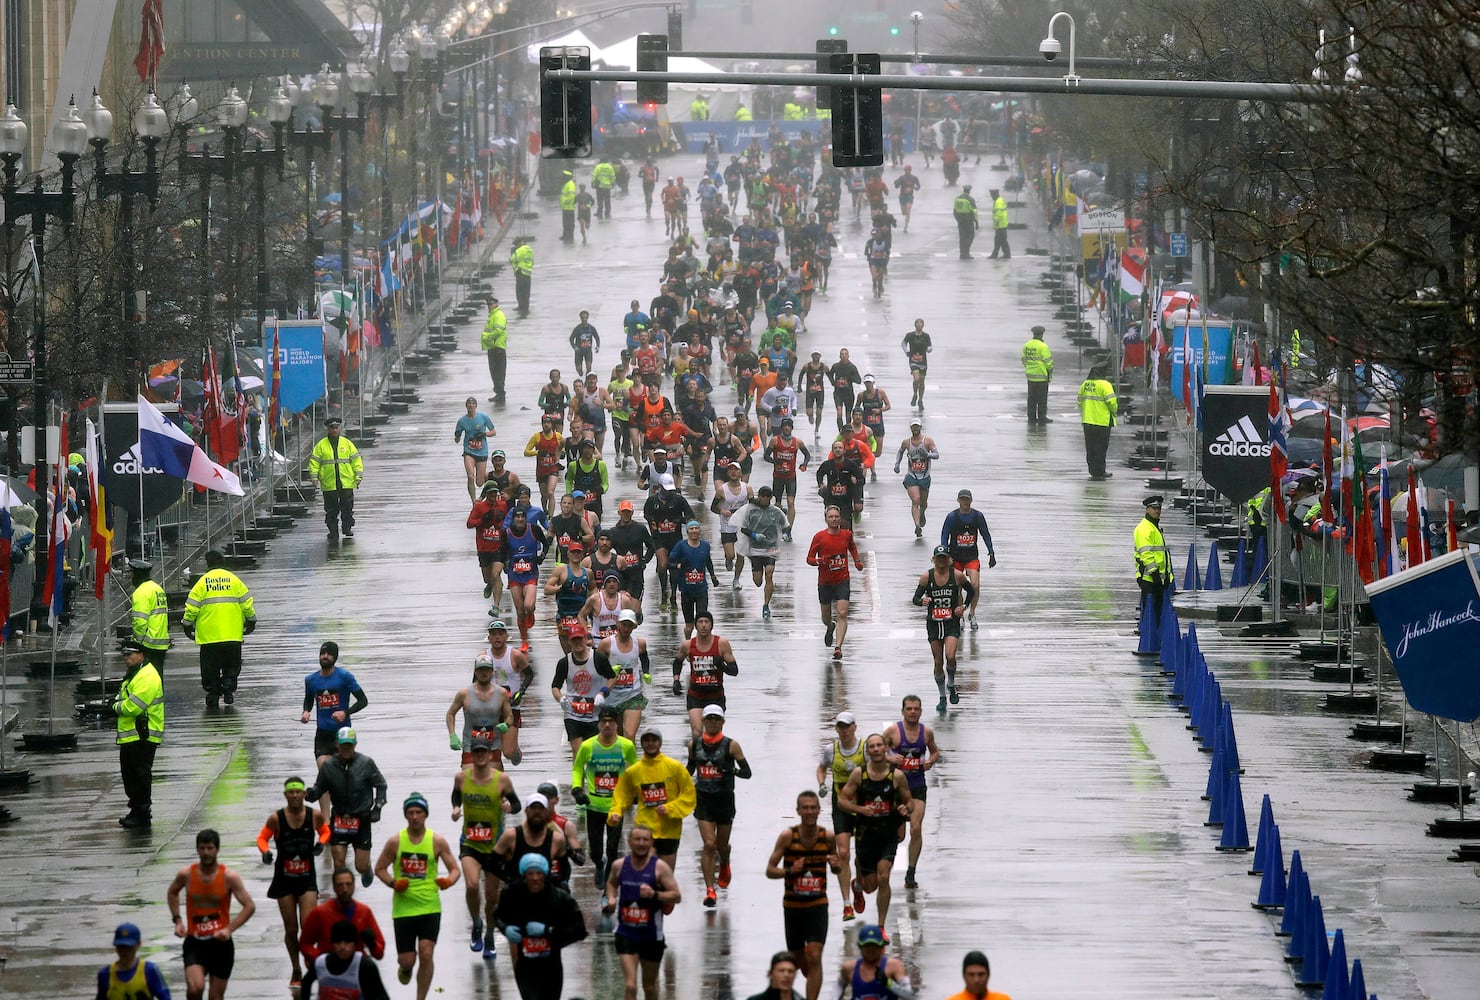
(272, 320, 327, 414)
(1201, 386, 1274, 503)
(1366, 547, 1480, 723)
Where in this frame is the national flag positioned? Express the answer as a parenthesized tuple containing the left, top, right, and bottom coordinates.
(85, 418, 114, 600)
(137, 395, 245, 496)
(1352, 427, 1373, 579)
(1378, 446, 1395, 578)
(1448, 499, 1458, 553)
(1247, 340, 1262, 386)
(1405, 467, 1423, 568)
(1417, 475, 1433, 562)
(202, 344, 241, 466)
(0, 507, 11, 640)
(1267, 358, 1289, 523)
(449, 186, 465, 251)
(267, 324, 283, 443)
(134, 0, 166, 85)
(1118, 249, 1145, 302)
(226, 332, 249, 456)
(42, 416, 69, 626)
(469, 172, 483, 235)
(1320, 408, 1335, 525)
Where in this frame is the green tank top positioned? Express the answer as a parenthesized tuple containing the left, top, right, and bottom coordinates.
(830, 739, 866, 790)
(392, 827, 441, 918)
(461, 770, 504, 854)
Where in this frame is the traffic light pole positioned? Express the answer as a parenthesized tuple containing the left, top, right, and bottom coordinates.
(667, 50, 1162, 71)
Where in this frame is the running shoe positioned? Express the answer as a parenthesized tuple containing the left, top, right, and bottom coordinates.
(483, 934, 497, 959)
(851, 878, 866, 913)
(520, 640, 530, 653)
(704, 887, 717, 907)
(948, 685, 960, 705)
(914, 525, 922, 538)
(483, 583, 494, 599)
(361, 870, 374, 888)
(397, 966, 412, 986)
(904, 867, 918, 889)
(470, 918, 484, 952)
(969, 615, 978, 631)
(762, 604, 772, 620)
(718, 863, 732, 888)
(289, 978, 302, 992)
(823, 624, 835, 647)
(833, 646, 843, 660)
(843, 904, 857, 922)
(936, 697, 947, 714)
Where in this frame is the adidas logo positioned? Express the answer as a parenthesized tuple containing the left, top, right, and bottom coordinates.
(1208, 416, 1271, 457)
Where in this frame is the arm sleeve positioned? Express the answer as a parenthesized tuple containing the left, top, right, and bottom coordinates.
(638, 648, 651, 672)
(595, 652, 616, 680)
(303, 685, 314, 714)
(978, 513, 995, 554)
(358, 958, 391, 1000)
(912, 579, 928, 605)
(939, 512, 954, 547)
(148, 963, 172, 1000)
(364, 912, 387, 960)
(348, 690, 369, 717)
(96, 967, 109, 1000)
(572, 741, 591, 791)
(299, 963, 318, 997)
(256, 824, 275, 852)
(551, 659, 570, 689)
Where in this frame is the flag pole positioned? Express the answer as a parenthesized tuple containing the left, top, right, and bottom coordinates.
(95, 388, 109, 685)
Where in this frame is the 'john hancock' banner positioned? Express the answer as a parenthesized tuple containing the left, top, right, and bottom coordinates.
(1200, 386, 1271, 504)
(1367, 547, 1480, 722)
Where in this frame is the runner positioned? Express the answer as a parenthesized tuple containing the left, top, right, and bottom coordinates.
(565, 439, 610, 520)
(372, 794, 459, 1000)
(602, 825, 681, 1000)
(856, 375, 892, 480)
(883, 697, 940, 891)
(595, 608, 651, 738)
(485, 449, 522, 501)
(549, 623, 616, 758)
(864, 229, 890, 299)
(639, 159, 659, 218)
(900, 319, 932, 410)
(643, 474, 696, 612)
(668, 520, 720, 639)
(548, 495, 594, 567)
(480, 621, 534, 765)
(815, 712, 866, 921)
(544, 543, 593, 653)
(686, 705, 752, 906)
(671, 611, 740, 737)
(298, 919, 392, 1000)
(893, 420, 940, 537)
(835, 924, 912, 999)
(913, 548, 975, 712)
(523, 415, 563, 514)
(451, 737, 520, 957)
(298, 867, 386, 963)
(816, 442, 867, 530)
(806, 506, 864, 660)
(582, 570, 636, 639)
(166, 829, 256, 1000)
(737, 486, 787, 617)
(799, 350, 829, 436)
(893, 165, 922, 233)
(764, 790, 836, 1000)
(537, 781, 587, 891)
(576, 372, 614, 453)
(572, 705, 638, 890)
(446, 654, 514, 768)
(608, 726, 696, 872)
(828, 349, 862, 431)
(492, 792, 570, 900)
(938, 489, 997, 630)
(453, 396, 498, 502)
(609, 364, 637, 470)
(609, 500, 656, 602)
(98, 923, 171, 1000)
(838, 734, 911, 928)
(256, 777, 328, 990)
(492, 852, 588, 1000)
(305, 728, 388, 887)
(711, 462, 754, 577)
(467, 480, 509, 602)
(301, 642, 368, 771)
(501, 507, 546, 653)
(764, 417, 812, 542)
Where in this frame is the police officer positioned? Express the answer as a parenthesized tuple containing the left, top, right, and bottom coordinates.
(592, 157, 616, 219)
(483, 297, 509, 404)
(182, 550, 257, 709)
(559, 170, 577, 242)
(309, 417, 364, 541)
(953, 185, 979, 259)
(989, 188, 1011, 259)
(1020, 326, 1053, 425)
(114, 638, 164, 828)
(1075, 362, 1118, 479)
(509, 237, 535, 317)
(129, 559, 170, 673)
(691, 94, 710, 121)
(1134, 496, 1171, 630)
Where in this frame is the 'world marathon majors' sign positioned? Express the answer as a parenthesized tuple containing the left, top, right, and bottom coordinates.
(1367, 547, 1480, 723)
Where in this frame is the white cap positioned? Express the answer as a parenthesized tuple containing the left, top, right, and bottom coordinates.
(618, 608, 640, 624)
(658, 473, 676, 488)
(526, 793, 549, 809)
(863, 373, 876, 382)
(835, 711, 856, 725)
(702, 704, 725, 719)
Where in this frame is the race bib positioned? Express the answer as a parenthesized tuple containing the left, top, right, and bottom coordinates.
(931, 606, 953, 620)
(465, 823, 494, 843)
(595, 772, 618, 793)
(521, 936, 552, 959)
(468, 436, 486, 450)
(316, 692, 340, 709)
(831, 483, 847, 495)
(640, 782, 668, 806)
(698, 763, 722, 781)
(910, 459, 927, 472)
(621, 903, 652, 927)
(471, 727, 497, 743)
(685, 568, 704, 584)
(827, 554, 847, 571)
(691, 668, 719, 688)
(570, 697, 594, 716)
(794, 873, 825, 896)
(659, 520, 678, 534)
(898, 756, 923, 771)
(862, 799, 891, 817)
(399, 853, 428, 879)
(615, 667, 635, 686)
(618, 553, 638, 569)
(332, 815, 361, 835)
(284, 858, 312, 876)
(512, 558, 534, 574)
(956, 533, 975, 547)
(192, 915, 223, 937)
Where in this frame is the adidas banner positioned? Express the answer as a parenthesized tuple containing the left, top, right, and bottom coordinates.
(102, 401, 187, 519)
(1202, 386, 1273, 503)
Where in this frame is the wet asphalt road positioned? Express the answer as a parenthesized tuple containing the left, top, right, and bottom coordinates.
(2, 151, 1476, 1000)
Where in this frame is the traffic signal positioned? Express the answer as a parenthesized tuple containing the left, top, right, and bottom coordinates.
(667, 9, 683, 51)
(828, 26, 839, 36)
(889, 26, 901, 36)
(830, 52, 882, 167)
(637, 34, 669, 105)
(540, 46, 592, 158)
(815, 38, 848, 110)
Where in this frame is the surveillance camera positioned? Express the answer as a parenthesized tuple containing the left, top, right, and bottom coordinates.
(1039, 36, 1061, 61)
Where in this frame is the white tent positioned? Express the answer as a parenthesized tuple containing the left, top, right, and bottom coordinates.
(525, 29, 602, 64)
(527, 32, 745, 121)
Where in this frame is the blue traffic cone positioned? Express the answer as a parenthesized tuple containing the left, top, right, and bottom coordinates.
(1347, 958, 1366, 1000)
(1134, 592, 1161, 656)
(1186, 620, 1201, 657)
(1158, 606, 1181, 673)
(1230, 537, 1248, 588)
(1221, 701, 1243, 775)
(1322, 930, 1350, 1000)
(1283, 872, 1309, 957)
(1278, 852, 1307, 936)
(1183, 544, 1201, 590)
(1295, 895, 1330, 987)
(1205, 541, 1223, 590)
(1202, 734, 1225, 801)
(1252, 534, 1268, 584)
(1205, 732, 1227, 826)
(1217, 771, 1253, 851)
(1253, 824, 1287, 909)
(1251, 795, 1275, 875)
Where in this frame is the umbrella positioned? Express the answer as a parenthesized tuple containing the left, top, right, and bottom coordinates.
(0, 477, 37, 507)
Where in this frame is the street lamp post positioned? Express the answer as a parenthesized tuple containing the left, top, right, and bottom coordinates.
(236, 88, 291, 335)
(178, 85, 249, 338)
(322, 64, 372, 281)
(83, 89, 170, 390)
(0, 98, 88, 604)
